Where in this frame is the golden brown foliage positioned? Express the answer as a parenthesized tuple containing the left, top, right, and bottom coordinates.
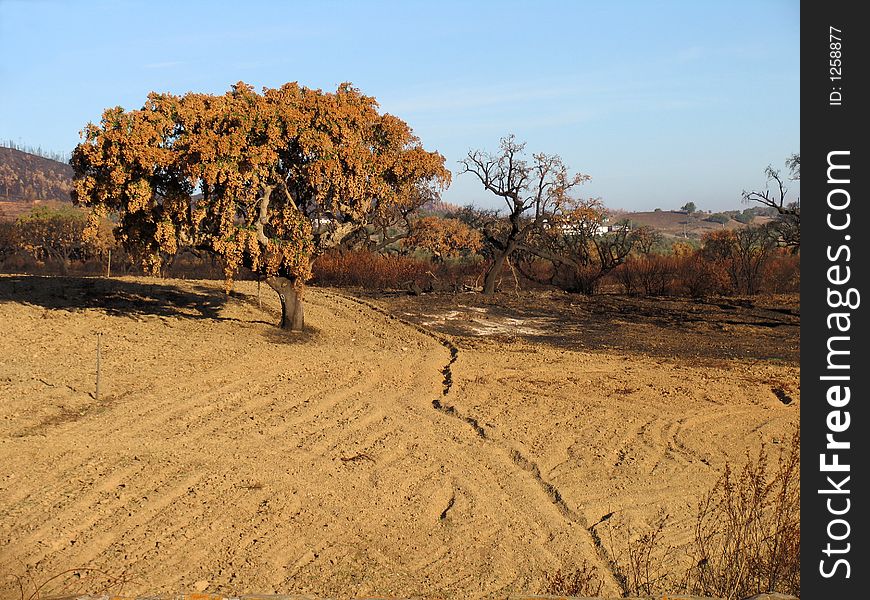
(71, 82, 450, 288)
(406, 215, 482, 261)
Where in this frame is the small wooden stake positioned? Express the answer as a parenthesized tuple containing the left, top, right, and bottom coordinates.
(95, 332, 102, 401)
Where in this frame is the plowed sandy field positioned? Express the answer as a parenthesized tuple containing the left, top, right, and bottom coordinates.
(0, 275, 799, 599)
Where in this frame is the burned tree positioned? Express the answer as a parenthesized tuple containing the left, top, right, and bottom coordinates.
(742, 154, 800, 250)
(460, 135, 589, 294)
(516, 198, 634, 294)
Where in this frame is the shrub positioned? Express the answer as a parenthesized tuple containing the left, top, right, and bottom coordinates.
(676, 254, 730, 297)
(615, 254, 679, 296)
(603, 510, 675, 597)
(312, 249, 486, 292)
(613, 260, 639, 295)
(700, 227, 778, 295)
(312, 249, 431, 290)
(761, 250, 800, 293)
(0, 220, 18, 264)
(617, 244, 798, 299)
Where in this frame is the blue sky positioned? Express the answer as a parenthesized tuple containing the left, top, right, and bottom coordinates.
(0, 0, 799, 212)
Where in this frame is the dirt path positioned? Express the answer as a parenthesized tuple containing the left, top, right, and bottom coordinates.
(1, 276, 634, 599)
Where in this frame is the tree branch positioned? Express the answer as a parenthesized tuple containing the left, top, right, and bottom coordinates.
(255, 185, 274, 246)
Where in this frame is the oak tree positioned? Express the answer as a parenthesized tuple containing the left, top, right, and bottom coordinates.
(15, 205, 90, 272)
(629, 225, 663, 255)
(405, 215, 482, 262)
(71, 82, 450, 329)
(460, 135, 589, 294)
(517, 198, 633, 294)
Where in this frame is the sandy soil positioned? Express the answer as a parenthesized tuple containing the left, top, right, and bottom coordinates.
(0, 275, 799, 599)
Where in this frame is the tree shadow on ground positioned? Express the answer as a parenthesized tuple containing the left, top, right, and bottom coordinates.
(0, 275, 229, 321)
(226, 288, 322, 341)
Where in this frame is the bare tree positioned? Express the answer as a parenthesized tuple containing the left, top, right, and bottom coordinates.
(742, 155, 800, 249)
(460, 135, 590, 294)
(516, 199, 634, 294)
(630, 225, 663, 255)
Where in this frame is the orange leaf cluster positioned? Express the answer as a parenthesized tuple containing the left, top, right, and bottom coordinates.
(71, 82, 450, 285)
(406, 216, 482, 261)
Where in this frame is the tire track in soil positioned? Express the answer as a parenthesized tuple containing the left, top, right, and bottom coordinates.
(5, 281, 655, 598)
(6, 363, 335, 575)
(336, 292, 621, 589)
(214, 289, 575, 595)
(2, 290, 346, 595)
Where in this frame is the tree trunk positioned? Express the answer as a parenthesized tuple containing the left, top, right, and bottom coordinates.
(483, 249, 511, 295)
(266, 276, 305, 330)
(57, 251, 70, 275)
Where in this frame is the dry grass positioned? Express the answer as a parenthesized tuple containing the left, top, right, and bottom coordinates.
(558, 427, 800, 598)
(4, 565, 138, 600)
(541, 560, 604, 597)
(686, 428, 800, 598)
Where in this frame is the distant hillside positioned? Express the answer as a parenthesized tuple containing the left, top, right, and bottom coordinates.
(620, 210, 772, 239)
(420, 198, 465, 216)
(0, 147, 74, 219)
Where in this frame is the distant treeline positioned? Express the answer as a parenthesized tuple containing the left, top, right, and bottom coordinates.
(2, 203, 799, 298)
(1, 140, 70, 164)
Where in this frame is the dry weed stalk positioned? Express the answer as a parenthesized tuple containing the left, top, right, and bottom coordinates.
(688, 427, 800, 599)
(582, 427, 799, 599)
(4, 564, 137, 600)
(602, 509, 675, 596)
(542, 559, 604, 597)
